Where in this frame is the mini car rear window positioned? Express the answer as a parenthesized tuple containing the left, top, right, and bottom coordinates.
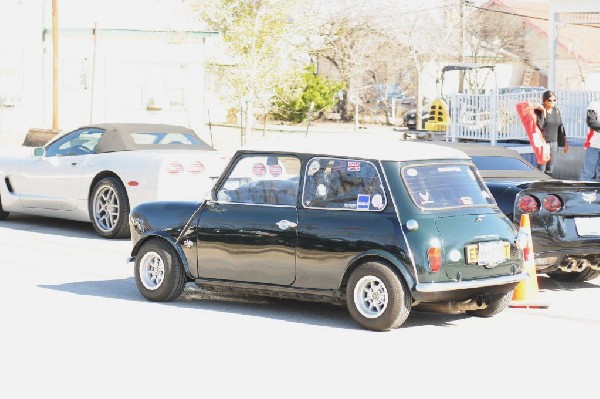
(402, 163, 495, 209)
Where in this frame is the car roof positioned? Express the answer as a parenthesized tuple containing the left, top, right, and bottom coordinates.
(65, 123, 216, 153)
(239, 136, 471, 162)
(433, 142, 552, 180)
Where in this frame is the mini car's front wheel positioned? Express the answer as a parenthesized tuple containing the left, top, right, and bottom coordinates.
(346, 262, 411, 331)
(466, 289, 513, 317)
(89, 177, 130, 239)
(134, 239, 187, 302)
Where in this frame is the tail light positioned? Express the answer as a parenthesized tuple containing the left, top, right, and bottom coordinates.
(518, 194, 539, 213)
(543, 194, 563, 212)
(427, 247, 442, 272)
(189, 161, 205, 175)
(165, 161, 183, 174)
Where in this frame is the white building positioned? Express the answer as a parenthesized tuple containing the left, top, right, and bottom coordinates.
(0, 0, 219, 145)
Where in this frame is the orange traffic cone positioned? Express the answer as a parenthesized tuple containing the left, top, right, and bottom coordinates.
(509, 214, 549, 309)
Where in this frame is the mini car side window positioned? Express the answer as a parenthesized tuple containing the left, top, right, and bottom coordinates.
(217, 154, 300, 206)
(302, 157, 386, 211)
(45, 128, 104, 157)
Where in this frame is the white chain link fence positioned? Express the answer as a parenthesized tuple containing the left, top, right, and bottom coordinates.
(446, 90, 600, 145)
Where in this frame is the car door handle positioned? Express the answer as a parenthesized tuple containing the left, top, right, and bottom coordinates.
(276, 220, 297, 230)
(71, 162, 78, 166)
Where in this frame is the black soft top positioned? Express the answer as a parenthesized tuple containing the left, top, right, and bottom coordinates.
(72, 123, 216, 153)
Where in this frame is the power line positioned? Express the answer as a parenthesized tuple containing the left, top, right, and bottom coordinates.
(468, 4, 600, 29)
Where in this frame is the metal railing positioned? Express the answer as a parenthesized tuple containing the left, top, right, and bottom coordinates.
(446, 90, 600, 145)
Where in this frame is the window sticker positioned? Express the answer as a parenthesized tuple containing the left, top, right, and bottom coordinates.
(252, 163, 266, 176)
(347, 161, 361, 172)
(437, 166, 462, 172)
(406, 168, 418, 177)
(268, 164, 282, 177)
(460, 197, 474, 205)
(357, 194, 370, 210)
(418, 191, 433, 204)
(372, 194, 384, 210)
(308, 160, 320, 176)
(316, 184, 327, 198)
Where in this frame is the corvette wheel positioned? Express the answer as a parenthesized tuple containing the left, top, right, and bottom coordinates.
(0, 195, 9, 220)
(346, 261, 411, 331)
(135, 239, 186, 302)
(90, 177, 130, 239)
(547, 268, 600, 283)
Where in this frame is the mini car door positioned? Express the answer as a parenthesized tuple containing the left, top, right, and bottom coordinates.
(14, 128, 102, 211)
(196, 154, 300, 285)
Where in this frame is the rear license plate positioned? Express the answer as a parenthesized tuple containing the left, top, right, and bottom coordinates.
(575, 217, 600, 236)
(466, 241, 510, 266)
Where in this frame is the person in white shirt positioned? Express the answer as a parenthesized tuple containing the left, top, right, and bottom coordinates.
(580, 101, 600, 181)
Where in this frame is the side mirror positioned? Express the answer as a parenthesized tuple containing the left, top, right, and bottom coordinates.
(33, 147, 45, 157)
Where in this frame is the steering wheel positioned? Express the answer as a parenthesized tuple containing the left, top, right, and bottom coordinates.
(69, 145, 92, 155)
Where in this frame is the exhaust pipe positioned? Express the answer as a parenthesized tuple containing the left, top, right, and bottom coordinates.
(559, 258, 577, 272)
(414, 294, 491, 314)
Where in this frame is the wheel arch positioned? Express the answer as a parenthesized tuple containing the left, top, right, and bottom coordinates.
(130, 232, 193, 280)
(341, 250, 416, 292)
(88, 171, 127, 203)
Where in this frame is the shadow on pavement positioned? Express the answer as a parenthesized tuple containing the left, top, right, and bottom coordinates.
(537, 274, 600, 292)
(40, 277, 471, 331)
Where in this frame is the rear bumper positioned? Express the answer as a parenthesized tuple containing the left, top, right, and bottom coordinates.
(412, 272, 528, 303)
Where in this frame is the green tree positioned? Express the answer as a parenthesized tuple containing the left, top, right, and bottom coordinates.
(272, 65, 344, 123)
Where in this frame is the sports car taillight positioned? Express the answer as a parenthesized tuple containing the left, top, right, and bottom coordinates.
(543, 194, 563, 212)
(518, 195, 539, 213)
(427, 247, 442, 272)
(189, 161, 205, 175)
(166, 161, 183, 174)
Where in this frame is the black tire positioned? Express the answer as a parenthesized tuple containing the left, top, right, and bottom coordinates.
(134, 239, 187, 302)
(0, 194, 9, 220)
(346, 261, 411, 331)
(547, 268, 600, 283)
(89, 177, 130, 239)
(466, 289, 513, 317)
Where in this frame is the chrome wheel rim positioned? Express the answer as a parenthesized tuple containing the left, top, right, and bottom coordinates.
(139, 251, 165, 290)
(93, 184, 119, 233)
(353, 275, 388, 319)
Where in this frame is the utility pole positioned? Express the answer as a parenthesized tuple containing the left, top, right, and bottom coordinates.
(52, 0, 59, 130)
(458, 0, 466, 93)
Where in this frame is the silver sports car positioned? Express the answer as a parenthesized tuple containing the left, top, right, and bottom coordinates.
(0, 123, 228, 238)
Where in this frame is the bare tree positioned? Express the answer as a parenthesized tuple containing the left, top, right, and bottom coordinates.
(189, 0, 310, 143)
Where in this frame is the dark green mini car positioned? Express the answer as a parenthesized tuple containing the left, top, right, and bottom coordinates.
(128, 137, 527, 331)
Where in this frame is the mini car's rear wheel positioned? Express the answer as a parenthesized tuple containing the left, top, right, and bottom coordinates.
(135, 239, 187, 302)
(90, 177, 130, 239)
(547, 268, 600, 283)
(346, 261, 411, 331)
(466, 289, 513, 317)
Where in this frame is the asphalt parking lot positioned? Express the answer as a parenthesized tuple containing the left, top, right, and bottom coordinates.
(1, 213, 600, 398)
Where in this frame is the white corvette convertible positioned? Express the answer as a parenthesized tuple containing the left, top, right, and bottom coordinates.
(0, 123, 229, 238)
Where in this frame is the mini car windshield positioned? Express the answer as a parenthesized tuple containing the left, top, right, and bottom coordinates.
(402, 163, 495, 209)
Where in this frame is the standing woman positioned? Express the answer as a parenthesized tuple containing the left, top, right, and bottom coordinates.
(580, 101, 600, 181)
(535, 90, 569, 175)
